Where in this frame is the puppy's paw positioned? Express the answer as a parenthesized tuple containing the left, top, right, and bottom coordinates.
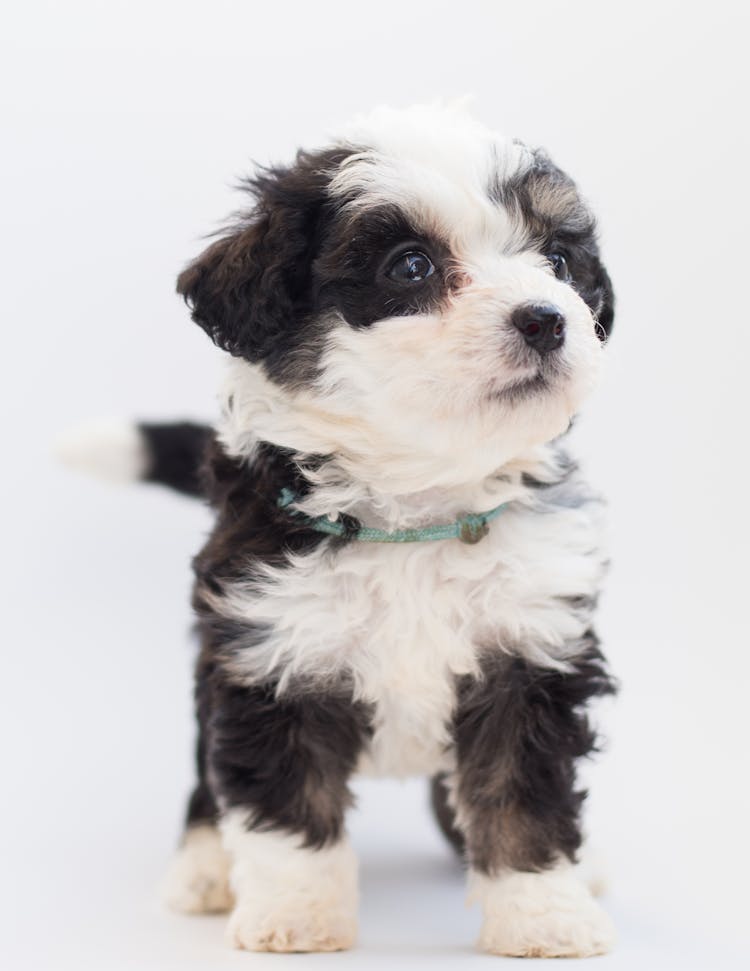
(220, 814, 359, 952)
(471, 865, 616, 958)
(161, 825, 233, 914)
(227, 901, 357, 953)
(576, 844, 610, 898)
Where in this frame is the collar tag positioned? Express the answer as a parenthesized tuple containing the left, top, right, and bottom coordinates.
(458, 516, 490, 544)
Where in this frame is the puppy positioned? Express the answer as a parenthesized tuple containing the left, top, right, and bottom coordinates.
(63, 103, 617, 957)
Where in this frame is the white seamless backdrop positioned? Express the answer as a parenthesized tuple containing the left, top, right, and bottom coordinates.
(2, 2, 748, 968)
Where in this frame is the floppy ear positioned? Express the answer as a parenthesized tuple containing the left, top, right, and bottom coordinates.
(177, 201, 310, 362)
(177, 149, 350, 362)
(177, 217, 294, 361)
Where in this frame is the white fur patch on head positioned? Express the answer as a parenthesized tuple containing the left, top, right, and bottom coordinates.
(468, 861, 616, 958)
(221, 811, 358, 953)
(331, 102, 532, 236)
(55, 418, 148, 483)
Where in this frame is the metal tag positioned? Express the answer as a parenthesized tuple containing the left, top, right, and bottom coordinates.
(459, 520, 489, 544)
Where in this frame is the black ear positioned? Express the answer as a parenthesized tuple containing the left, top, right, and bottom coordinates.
(177, 191, 312, 363)
(177, 149, 350, 362)
(177, 214, 296, 362)
(591, 258, 615, 339)
(572, 247, 615, 342)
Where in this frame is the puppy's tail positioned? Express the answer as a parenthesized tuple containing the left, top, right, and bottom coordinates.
(56, 419, 214, 498)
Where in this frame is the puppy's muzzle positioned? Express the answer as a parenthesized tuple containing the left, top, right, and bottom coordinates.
(512, 303, 566, 355)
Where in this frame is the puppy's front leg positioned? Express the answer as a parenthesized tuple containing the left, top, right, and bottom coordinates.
(210, 677, 370, 953)
(222, 816, 359, 953)
(453, 646, 616, 958)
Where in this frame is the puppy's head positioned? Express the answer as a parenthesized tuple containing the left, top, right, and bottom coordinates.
(179, 105, 614, 489)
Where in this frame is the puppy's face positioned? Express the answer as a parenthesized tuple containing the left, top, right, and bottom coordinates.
(179, 106, 614, 487)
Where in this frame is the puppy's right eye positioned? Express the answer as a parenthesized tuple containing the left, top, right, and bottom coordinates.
(548, 252, 571, 283)
(387, 251, 435, 283)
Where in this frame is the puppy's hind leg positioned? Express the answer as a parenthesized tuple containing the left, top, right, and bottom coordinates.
(161, 821, 233, 915)
(430, 772, 465, 859)
(162, 708, 233, 914)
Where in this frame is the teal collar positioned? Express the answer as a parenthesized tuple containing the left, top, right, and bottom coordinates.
(278, 487, 508, 545)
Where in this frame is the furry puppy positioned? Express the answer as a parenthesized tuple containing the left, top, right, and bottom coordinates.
(63, 103, 617, 957)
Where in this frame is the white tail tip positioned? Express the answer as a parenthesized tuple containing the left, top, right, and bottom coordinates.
(55, 418, 149, 484)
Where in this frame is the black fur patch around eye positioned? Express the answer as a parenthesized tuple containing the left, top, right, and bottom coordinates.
(491, 151, 615, 337)
(312, 205, 450, 328)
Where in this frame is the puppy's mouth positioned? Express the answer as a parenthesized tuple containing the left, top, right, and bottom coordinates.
(488, 371, 549, 405)
(486, 346, 571, 405)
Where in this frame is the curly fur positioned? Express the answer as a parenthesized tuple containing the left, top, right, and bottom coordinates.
(69, 103, 618, 957)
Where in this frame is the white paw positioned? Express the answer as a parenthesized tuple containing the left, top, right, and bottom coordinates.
(470, 864, 616, 958)
(161, 825, 233, 914)
(576, 844, 610, 898)
(227, 901, 357, 953)
(221, 812, 358, 953)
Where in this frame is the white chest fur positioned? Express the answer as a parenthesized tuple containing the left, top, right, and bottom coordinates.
(215, 497, 606, 778)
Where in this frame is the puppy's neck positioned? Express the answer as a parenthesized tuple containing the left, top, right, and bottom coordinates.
(217, 359, 570, 528)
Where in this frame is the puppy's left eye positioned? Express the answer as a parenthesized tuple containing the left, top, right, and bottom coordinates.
(549, 253, 571, 282)
(387, 251, 435, 283)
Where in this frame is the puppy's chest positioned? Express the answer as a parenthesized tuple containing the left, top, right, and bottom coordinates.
(226, 507, 603, 777)
(339, 544, 483, 777)
(279, 542, 489, 777)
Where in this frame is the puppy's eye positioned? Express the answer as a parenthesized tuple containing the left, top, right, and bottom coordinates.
(387, 251, 435, 283)
(549, 253, 571, 282)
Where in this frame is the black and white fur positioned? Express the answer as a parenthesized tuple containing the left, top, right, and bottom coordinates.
(62, 104, 617, 957)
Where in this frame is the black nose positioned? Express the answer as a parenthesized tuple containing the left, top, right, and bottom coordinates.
(512, 303, 566, 354)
